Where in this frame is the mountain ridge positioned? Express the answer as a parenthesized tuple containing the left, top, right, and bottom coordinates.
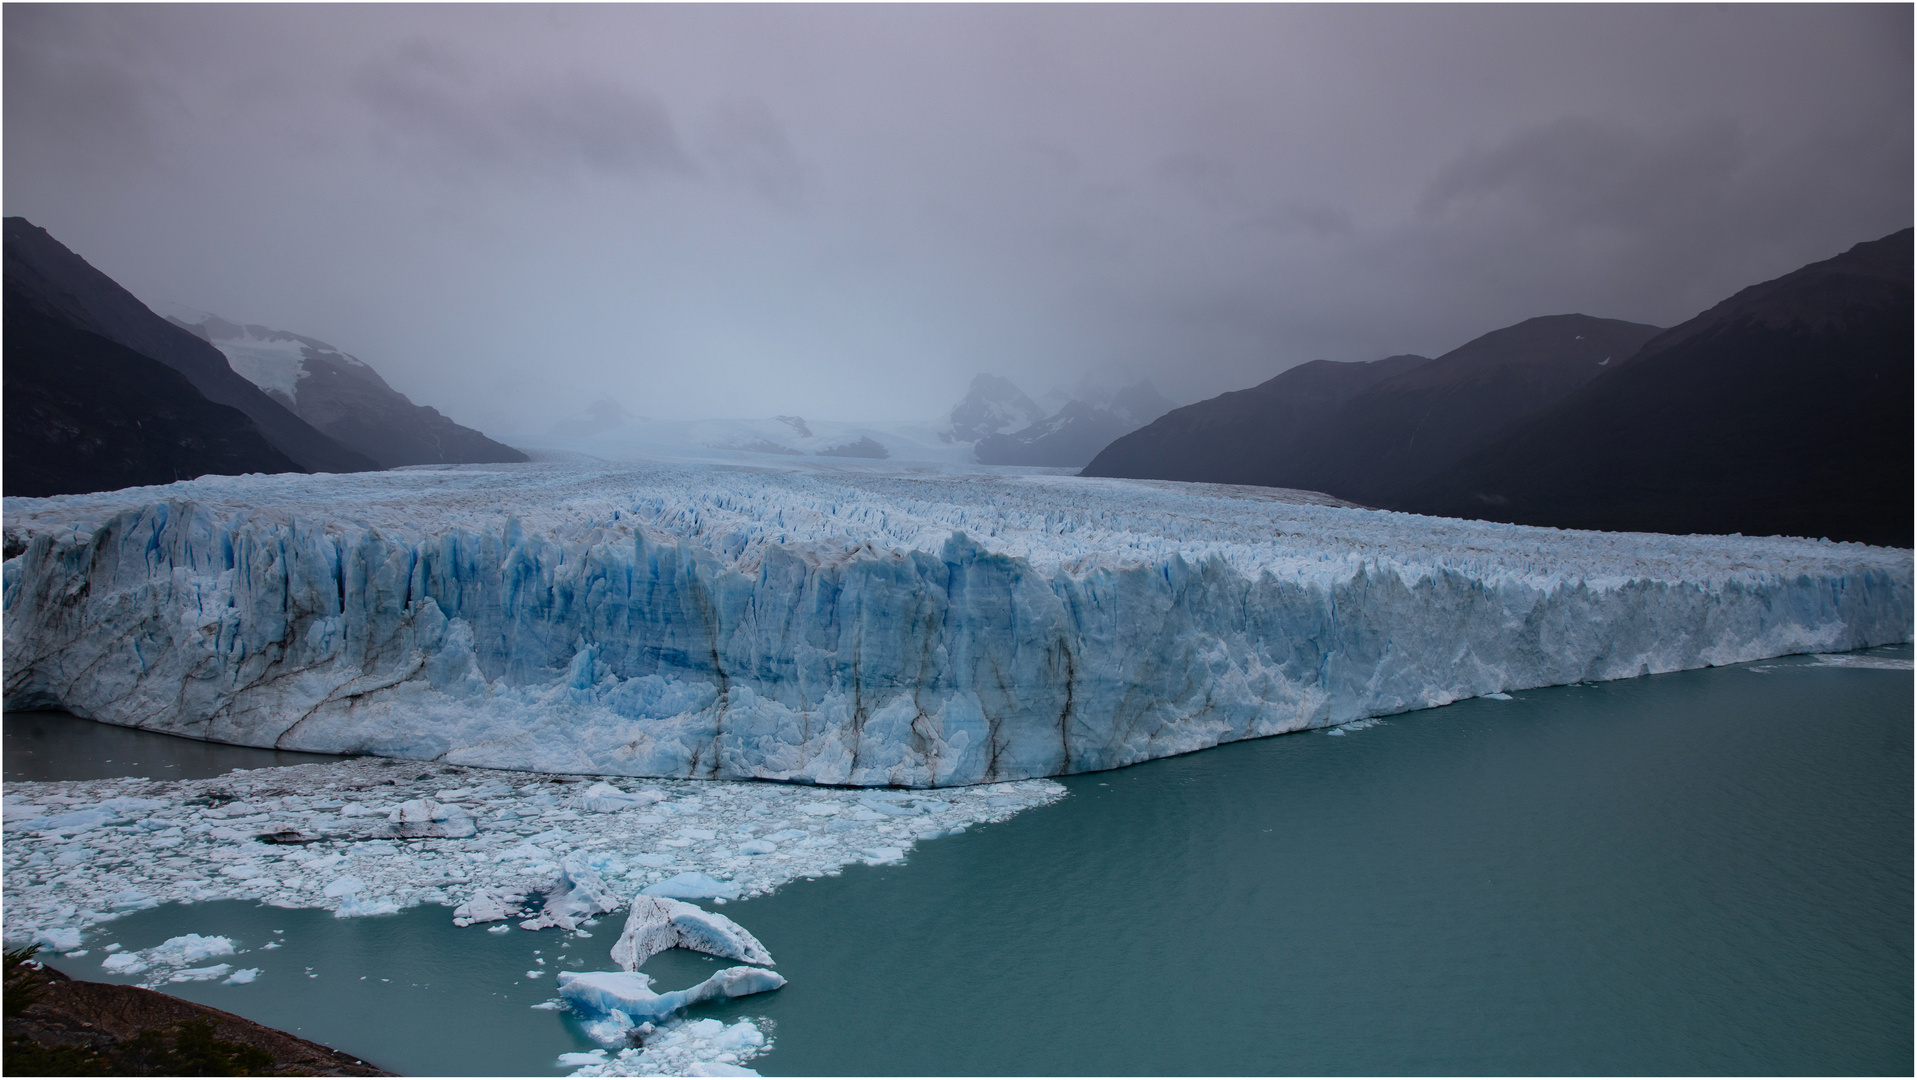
(3, 217, 374, 475)
(1401, 228, 1914, 546)
(167, 314, 527, 469)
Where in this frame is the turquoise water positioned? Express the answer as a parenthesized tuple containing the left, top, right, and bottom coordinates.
(32, 647, 1914, 1075)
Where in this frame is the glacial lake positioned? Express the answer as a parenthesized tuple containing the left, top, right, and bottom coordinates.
(11, 645, 1911, 1075)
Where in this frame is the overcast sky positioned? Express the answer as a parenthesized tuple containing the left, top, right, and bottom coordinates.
(6, 4, 1910, 430)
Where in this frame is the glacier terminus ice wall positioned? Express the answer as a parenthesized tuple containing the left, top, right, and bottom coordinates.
(4, 462, 1910, 787)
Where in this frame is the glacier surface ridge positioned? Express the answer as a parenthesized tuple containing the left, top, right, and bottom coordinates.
(4, 462, 1909, 786)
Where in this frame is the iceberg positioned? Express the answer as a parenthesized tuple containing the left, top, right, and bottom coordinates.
(609, 896, 774, 972)
(640, 872, 740, 901)
(520, 853, 623, 931)
(453, 888, 528, 927)
(557, 966, 786, 1029)
(32, 927, 81, 952)
(4, 462, 1909, 787)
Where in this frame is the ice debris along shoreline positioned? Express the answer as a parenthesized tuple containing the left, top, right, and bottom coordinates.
(0, 756, 1066, 963)
(5, 461, 1910, 786)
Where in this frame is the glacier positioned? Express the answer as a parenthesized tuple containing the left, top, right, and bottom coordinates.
(4, 461, 1909, 787)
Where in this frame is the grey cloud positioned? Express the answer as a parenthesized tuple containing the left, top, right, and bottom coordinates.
(1417, 116, 1749, 233)
(2, 7, 170, 173)
(1155, 152, 1238, 210)
(1244, 205, 1354, 237)
(2, 4, 1907, 423)
(355, 41, 695, 183)
(700, 99, 807, 211)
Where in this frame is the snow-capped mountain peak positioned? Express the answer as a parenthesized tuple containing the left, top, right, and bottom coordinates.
(941, 374, 1047, 443)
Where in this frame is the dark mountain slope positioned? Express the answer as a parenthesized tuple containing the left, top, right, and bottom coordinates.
(1404, 229, 1914, 547)
(168, 315, 527, 469)
(1081, 354, 1431, 484)
(1283, 314, 1662, 504)
(4, 218, 374, 474)
(4, 291, 301, 497)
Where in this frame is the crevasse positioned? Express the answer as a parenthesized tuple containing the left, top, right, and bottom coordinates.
(4, 463, 1909, 786)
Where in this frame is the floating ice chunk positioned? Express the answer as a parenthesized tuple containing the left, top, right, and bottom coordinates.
(224, 968, 261, 985)
(170, 964, 233, 982)
(737, 840, 777, 856)
(579, 1009, 639, 1049)
(860, 847, 905, 864)
(153, 935, 235, 965)
(102, 952, 149, 974)
(857, 799, 920, 817)
(609, 896, 774, 972)
(559, 1050, 610, 1067)
(640, 872, 739, 901)
(453, 888, 528, 927)
(1485, 693, 1514, 701)
(797, 802, 840, 817)
(111, 890, 158, 911)
(580, 783, 665, 813)
(488, 924, 512, 934)
(323, 875, 365, 897)
(387, 798, 477, 839)
(335, 896, 402, 918)
(502, 843, 557, 864)
(1, 798, 47, 823)
(19, 809, 117, 835)
(569, 1018, 772, 1077)
(520, 853, 623, 931)
(1811, 653, 1915, 670)
(557, 966, 785, 1031)
(32, 927, 81, 951)
(98, 797, 168, 814)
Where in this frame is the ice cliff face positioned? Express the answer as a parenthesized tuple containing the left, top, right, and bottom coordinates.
(4, 462, 1909, 787)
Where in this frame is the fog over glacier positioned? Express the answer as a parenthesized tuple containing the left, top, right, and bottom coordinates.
(4, 5, 1910, 426)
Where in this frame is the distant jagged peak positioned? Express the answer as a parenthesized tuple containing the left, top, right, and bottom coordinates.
(147, 299, 218, 328)
(1041, 366, 1177, 426)
(816, 435, 890, 459)
(162, 309, 386, 404)
(942, 374, 1045, 443)
(152, 304, 525, 468)
(1104, 380, 1176, 425)
(162, 308, 368, 368)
